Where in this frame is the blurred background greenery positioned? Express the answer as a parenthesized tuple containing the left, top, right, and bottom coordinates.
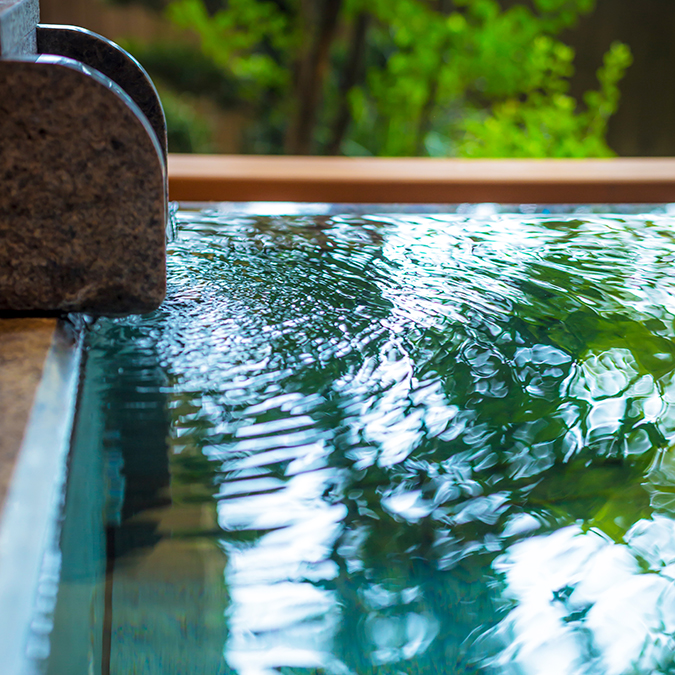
(40, 0, 674, 157)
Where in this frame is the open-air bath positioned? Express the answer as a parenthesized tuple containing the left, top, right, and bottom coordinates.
(4, 2, 675, 673)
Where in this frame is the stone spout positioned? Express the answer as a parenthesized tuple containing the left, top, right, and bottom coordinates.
(0, 0, 167, 314)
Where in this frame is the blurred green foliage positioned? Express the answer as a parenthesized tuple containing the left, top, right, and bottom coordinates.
(124, 39, 239, 108)
(461, 41, 633, 157)
(156, 84, 214, 153)
(120, 0, 632, 156)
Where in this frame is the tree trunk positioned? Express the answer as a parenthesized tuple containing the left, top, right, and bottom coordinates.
(415, 53, 445, 155)
(325, 11, 369, 155)
(284, 0, 343, 155)
(415, 1, 452, 155)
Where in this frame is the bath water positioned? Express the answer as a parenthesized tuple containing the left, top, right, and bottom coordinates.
(56, 208, 675, 675)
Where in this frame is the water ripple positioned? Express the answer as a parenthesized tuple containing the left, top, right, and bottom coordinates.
(84, 209, 675, 675)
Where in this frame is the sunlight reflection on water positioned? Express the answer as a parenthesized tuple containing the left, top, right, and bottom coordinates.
(83, 209, 675, 675)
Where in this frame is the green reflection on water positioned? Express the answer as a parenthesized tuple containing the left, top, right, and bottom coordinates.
(63, 211, 675, 675)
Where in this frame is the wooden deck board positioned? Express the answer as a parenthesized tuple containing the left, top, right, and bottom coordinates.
(0, 318, 56, 511)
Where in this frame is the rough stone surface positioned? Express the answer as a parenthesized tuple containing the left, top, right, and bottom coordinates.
(0, 58, 166, 314)
(37, 25, 167, 158)
(0, 0, 38, 56)
(11, 25, 35, 54)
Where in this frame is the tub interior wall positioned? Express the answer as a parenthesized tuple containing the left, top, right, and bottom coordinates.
(49, 316, 230, 674)
(46, 352, 107, 675)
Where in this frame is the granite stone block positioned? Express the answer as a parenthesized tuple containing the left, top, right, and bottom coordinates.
(0, 56, 167, 314)
(0, 0, 38, 56)
(14, 26, 35, 53)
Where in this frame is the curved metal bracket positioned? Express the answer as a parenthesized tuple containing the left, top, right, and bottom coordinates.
(36, 24, 167, 160)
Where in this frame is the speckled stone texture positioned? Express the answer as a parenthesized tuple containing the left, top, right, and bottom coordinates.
(0, 0, 37, 56)
(0, 57, 166, 313)
(37, 24, 167, 158)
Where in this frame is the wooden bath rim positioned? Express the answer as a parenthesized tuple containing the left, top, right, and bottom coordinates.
(168, 155, 675, 205)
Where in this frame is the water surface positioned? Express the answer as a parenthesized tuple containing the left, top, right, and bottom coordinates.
(76, 209, 675, 674)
